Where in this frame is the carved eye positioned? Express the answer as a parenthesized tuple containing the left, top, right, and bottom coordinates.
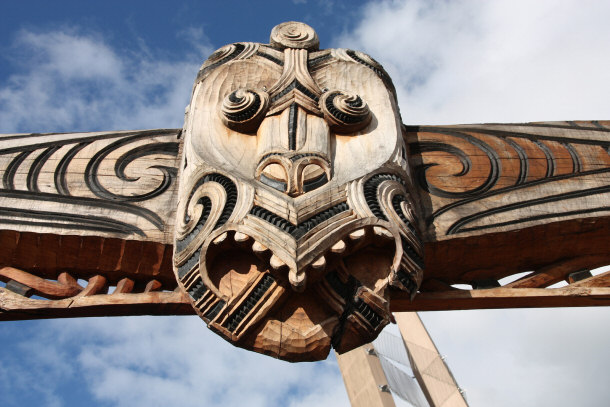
(320, 90, 372, 134)
(221, 88, 269, 133)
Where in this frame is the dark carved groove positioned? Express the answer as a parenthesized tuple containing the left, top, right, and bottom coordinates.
(176, 174, 238, 280)
(204, 300, 225, 321)
(256, 50, 284, 66)
(504, 138, 529, 184)
(3, 150, 33, 190)
(324, 91, 369, 125)
(271, 80, 319, 104)
(27, 146, 61, 192)
(115, 142, 179, 183)
(354, 297, 383, 329)
(0, 206, 145, 236)
(0, 129, 178, 156)
(308, 52, 332, 69)
(188, 277, 208, 301)
(420, 126, 610, 148)
(458, 206, 610, 234)
(345, 49, 396, 96)
(175, 197, 211, 253)
(288, 103, 298, 150)
(325, 272, 383, 349)
(178, 248, 201, 279)
(400, 236, 424, 270)
(182, 173, 237, 226)
(290, 153, 327, 162)
(391, 195, 416, 236)
(54, 142, 89, 195)
(447, 184, 610, 234)
(564, 143, 582, 173)
(363, 174, 424, 280)
(534, 141, 555, 178)
(85, 135, 179, 202)
(413, 130, 501, 199)
(303, 172, 328, 192)
(363, 173, 406, 221)
(411, 142, 471, 176)
(197, 43, 246, 80)
(250, 202, 349, 240)
(224, 90, 263, 123)
(0, 188, 164, 231)
(259, 174, 287, 192)
(224, 274, 275, 332)
(428, 164, 610, 223)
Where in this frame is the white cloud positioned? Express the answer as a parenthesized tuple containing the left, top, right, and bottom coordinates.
(0, 28, 207, 133)
(335, 0, 610, 124)
(39, 317, 348, 407)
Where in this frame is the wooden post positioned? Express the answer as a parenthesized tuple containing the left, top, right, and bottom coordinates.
(395, 312, 468, 407)
(336, 346, 396, 407)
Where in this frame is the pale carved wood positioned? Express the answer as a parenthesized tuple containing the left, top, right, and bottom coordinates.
(171, 21, 421, 361)
(336, 345, 396, 407)
(0, 129, 183, 320)
(395, 312, 468, 407)
(0, 21, 608, 363)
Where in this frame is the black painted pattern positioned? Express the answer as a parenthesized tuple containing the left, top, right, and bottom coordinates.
(224, 274, 275, 332)
(250, 201, 349, 240)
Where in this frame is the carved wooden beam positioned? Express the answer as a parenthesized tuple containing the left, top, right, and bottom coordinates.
(0, 129, 183, 320)
(391, 122, 610, 311)
(0, 22, 608, 362)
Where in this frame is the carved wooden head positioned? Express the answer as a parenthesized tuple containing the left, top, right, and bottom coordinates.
(173, 22, 423, 361)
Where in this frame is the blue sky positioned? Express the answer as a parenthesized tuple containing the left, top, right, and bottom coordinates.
(1, 1, 610, 406)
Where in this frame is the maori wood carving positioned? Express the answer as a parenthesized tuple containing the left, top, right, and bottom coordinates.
(173, 21, 421, 361)
(0, 22, 608, 362)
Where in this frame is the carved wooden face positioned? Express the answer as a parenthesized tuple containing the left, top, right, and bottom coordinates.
(174, 22, 423, 361)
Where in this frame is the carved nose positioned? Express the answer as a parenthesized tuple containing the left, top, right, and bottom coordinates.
(257, 154, 329, 196)
(256, 102, 331, 196)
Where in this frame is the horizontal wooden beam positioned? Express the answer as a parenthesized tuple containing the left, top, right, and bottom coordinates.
(0, 287, 192, 320)
(390, 286, 610, 312)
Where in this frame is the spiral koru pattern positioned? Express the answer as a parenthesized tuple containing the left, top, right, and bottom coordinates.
(320, 90, 372, 133)
(175, 173, 238, 279)
(221, 88, 269, 133)
(363, 173, 424, 295)
(270, 22, 319, 50)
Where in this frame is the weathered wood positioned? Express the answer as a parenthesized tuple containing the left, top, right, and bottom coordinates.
(0, 21, 608, 364)
(336, 346, 396, 407)
(391, 286, 610, 311)
(0, 129, 181, 243)
(0, 287, 192, 320)
(395, 313, 468, 407)
(172, 21, 421, 361)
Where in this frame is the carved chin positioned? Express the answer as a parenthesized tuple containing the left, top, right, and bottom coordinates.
(196, 225, 396, 361)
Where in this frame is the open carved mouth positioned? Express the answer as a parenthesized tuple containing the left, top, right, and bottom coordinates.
(198, 222, 396, 350)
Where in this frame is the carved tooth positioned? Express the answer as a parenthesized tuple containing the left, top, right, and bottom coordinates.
(311, 255, 326, 270)
(373, 226, 393, 240)
(289, 269, 306, 292)
(252, 241, 269, 254)
(213, 232, 228, 244)
(270, 254, 286, 269)
(349, 229, 366, 242)
(330, 240, 346, 254)
(234, 232, 250, 242)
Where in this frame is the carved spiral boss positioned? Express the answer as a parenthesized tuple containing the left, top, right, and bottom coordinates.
(320, 90, 372, 133)
(221, 88, 269, 133)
